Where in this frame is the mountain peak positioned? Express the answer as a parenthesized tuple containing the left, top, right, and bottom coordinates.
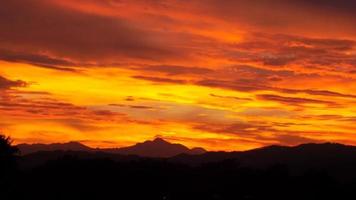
(152, 137, 168, 143)
(103, 138, 207, 157)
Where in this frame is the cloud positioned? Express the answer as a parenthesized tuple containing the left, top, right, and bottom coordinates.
(0, 49, 78, 71)
(131, 64, 213, 76)
(297, 0, 356, 16)
(257, 94, 337, 106)
(210, 94, 252, 101)
(129, 105, 155, 110)
(132, 75, 187, 84)
(190, 0, 356, 37)
(274, 134, 321, 146)
(300, 114, 356, 122)
(230, 33, 356, 68)
(197, 79, 267, 92)
(0, 76, 27, 90)
(281, 88, 356, 99)
(1, 0, 355, 80)
(109, 103, 155, 110)
(194, 122, 274, 138)
(132, 66, 356, 101)
(0, 0, 180, 66)
(0, 91, 127, 122)
(193, 120, 324, 146)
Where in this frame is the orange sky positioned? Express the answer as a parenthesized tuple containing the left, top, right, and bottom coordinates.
(1, 0, 356, 151)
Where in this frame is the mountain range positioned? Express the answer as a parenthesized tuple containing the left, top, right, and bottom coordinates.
(16, 141, 356, 181)
(16, 138, 206, 157)
(13, 141, 356, 199)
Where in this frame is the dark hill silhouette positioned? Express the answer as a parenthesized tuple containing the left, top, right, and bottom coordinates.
(5, 137, 356, 199)
(17, 141, 92, 155)
(170, 142, 356, 181)
(17, 142, 356, 181)
(18, 150, 144, 169)
(171, 142, 356, 163)
(17, 138, 207, 157)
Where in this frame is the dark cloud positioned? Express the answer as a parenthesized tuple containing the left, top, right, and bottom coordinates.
(131, 65, 213, 76)
(132, 68, 356, 100)
(0, 76, 27, 90)
(197, 79, 267, 92)
(281, 88, 356, 99)
(0, 99, 85, 113)
(220, 65, 296, 84)
(108, 104, 126, 107)
(129, 105, 155, 109)
(109, 103, 155, 110)
(193, 120, 324, 146)
(301, 114, 356, 122)
(220, 122, 273, 136)
(0, 0, 178, 66)
(210, 94, 252, 101)
(257, 94, 337, 106)
(193, 0, 356, 37)
(274, 134, 321, 146)
(1, 0, 355, 76)
(297, 0, 356, 16)
(231, 33, 356, 68)
(0, 92, 126, 122)
(55, 119, 107, 132)
(125, 96, 135, 101)
(260, 54, 297, 66)
(7, 90, 52, 96)
(132, 76, 187, 84)
(0, 49, 78, 71)
(194, 122, 274, 139)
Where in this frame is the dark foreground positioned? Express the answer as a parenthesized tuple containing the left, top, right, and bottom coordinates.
(3, 143, 356, 200)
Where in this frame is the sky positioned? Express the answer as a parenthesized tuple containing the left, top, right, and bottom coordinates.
(1, 0, 356, 151)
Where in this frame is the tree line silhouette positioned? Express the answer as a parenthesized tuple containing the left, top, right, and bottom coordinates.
(1, 134, 356, 200)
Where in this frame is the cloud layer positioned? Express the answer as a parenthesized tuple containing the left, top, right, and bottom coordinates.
(0, 0, 355, 150)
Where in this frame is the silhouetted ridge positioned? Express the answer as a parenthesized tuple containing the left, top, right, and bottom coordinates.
(105, 138, 206, 157)
(17, 138, 207, 157)
(190, 147, 207, 154)
(170, 143, 356, 172)
(6, 140, 356, 200)
(17, 141, 92, 155)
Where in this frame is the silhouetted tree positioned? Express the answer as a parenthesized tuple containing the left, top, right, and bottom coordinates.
(0, 134, 17, 154)
(0, 134, 18, 168)
(0, 134, 19, 198)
